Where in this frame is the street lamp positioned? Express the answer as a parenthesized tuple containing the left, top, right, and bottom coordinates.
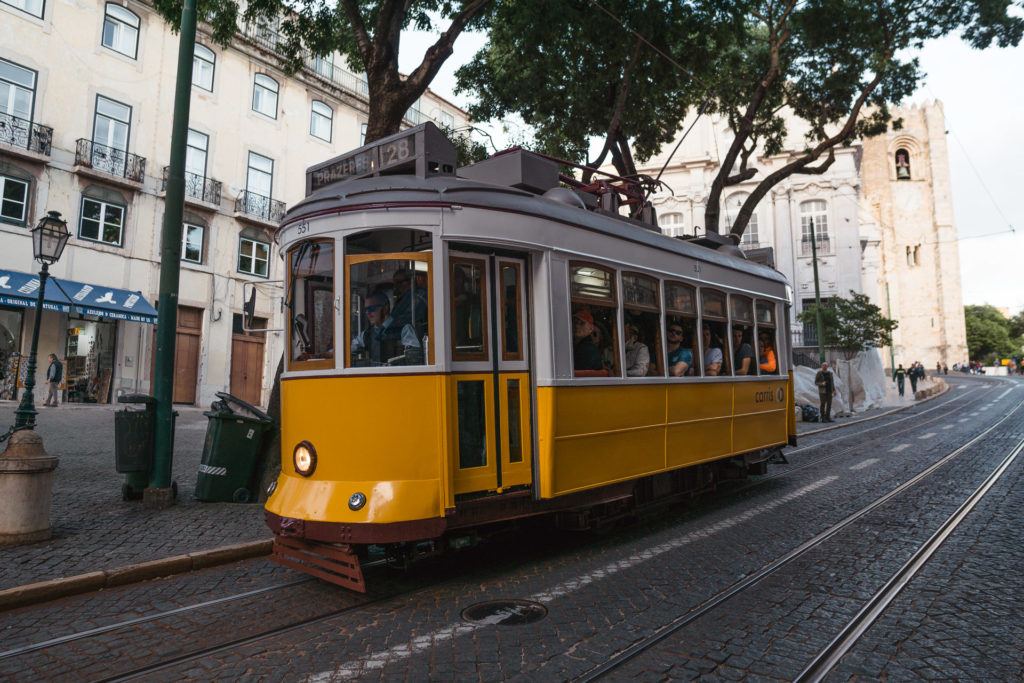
(14, 211, 70, 429)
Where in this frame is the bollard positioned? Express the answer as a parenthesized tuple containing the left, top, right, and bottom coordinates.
(0, 430, 60, 545)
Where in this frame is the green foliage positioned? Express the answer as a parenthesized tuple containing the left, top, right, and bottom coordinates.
(799, 291, 898, 360)
(442, 126, 490, 166)
(454, 0, 735, 176)
(964, 304, 1020, 362)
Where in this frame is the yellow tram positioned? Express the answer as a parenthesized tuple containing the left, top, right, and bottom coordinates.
(264, 123, 797, 591)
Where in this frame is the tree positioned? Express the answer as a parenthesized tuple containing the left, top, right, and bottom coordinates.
(454, 0, 735, 180)
(799, 291, 897, 360)
(964, 304, 1017, 362)
(153, 0, 493, 143)
(699, 0, 1024, 242)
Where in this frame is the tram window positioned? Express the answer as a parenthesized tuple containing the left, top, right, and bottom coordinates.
(507, 379, 523, 462)
(500, 263, 522, 361)
(701, 290, 728, 376)
(287, 239, 334, 368)
(450, 258, 488, 361)
(731, 296, 755, 376)
(347, 256, 431, 368)
(622, 273, 661, 377)
(570, 263, 619, 377)
(757, 300, 779, 375)
(456, 380, 487, 469)
(665, 281, 697, 377)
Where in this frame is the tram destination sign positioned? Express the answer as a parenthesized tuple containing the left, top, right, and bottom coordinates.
(305, 122, 458, 196)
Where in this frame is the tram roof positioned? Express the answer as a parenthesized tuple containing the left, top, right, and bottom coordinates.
(282, 174, 789, 287)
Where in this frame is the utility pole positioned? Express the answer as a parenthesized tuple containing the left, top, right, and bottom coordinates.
(885, 282, 896, 372)
(146, 0, 197, 508)
(808, 217, 826, 364)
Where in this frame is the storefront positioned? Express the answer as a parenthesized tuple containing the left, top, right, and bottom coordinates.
(0, 268, 157, 404)
(0, 305, 24, 400)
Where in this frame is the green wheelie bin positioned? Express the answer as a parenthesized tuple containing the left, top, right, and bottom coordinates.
(114, 394, 177, 501)
(194, 392, 274, 503)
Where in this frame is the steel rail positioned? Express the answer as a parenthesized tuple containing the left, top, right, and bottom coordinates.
(796, 436, 1024, 682)
(572, 398, 1024, 682)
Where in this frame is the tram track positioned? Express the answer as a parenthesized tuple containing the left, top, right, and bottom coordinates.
(2, 381, 1010, 680)
(571, 397, 1024, 682)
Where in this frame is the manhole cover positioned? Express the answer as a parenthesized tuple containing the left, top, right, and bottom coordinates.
(461, 599, 547, 625)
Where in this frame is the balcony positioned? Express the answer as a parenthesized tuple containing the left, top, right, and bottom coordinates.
(74, 138, 146, 188)
(162, 167, 222, 209)
(0, 112, 53, 162)
(239, 24, 371, 101)
(800, 236, 832, 256)
(234, 190, 286, 227)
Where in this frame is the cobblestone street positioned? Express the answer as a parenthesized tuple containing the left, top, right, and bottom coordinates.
(1, 375, 1023, 680)
(0, 401, 269, 590)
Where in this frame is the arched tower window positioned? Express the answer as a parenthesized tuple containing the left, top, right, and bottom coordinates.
(895, 148, 911, 180)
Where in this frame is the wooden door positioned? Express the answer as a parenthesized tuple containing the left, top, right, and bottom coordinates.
(230, 321, 266, 406)
(173, 306, 202, 404)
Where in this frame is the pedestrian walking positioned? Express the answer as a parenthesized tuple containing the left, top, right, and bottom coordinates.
(943, 363, 948, 375)
(893, 363, 907, 397)
(909, 362, 919, 394)
(815, 362, 836, 422)
(44, 353, 62, 407)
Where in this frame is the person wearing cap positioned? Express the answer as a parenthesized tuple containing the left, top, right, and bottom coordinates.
(351, 291, 396, 366)
(624, 322, 650, 377)
(573, 307, 603, 373)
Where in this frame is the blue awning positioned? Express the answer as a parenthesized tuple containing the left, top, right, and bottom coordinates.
(0, 268, 158, 324)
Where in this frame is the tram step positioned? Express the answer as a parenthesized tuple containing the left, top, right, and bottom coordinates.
(271, 536, 366, 593)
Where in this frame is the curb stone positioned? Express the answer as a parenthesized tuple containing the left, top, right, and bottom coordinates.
(799, 380, 951, 437)
(0, 538, 273, 612)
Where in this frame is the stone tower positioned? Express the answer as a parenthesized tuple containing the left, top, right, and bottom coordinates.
(861, 101, 969, 369)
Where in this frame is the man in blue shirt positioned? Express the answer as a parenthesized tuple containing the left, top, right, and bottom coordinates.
(667, 323, 692, 376)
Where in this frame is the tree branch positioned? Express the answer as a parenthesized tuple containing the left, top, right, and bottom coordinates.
(405, 0, 490, 96)
(338, 0, 372, 65)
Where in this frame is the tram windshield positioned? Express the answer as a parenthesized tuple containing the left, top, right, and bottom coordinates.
(348, 255, 431, 368)
(288, 239, 334, 367)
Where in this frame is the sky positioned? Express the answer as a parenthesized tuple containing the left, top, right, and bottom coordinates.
(400, 27, 1024, 314)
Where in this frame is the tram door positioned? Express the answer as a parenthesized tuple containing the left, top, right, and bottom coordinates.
(449, 253, 532, 496)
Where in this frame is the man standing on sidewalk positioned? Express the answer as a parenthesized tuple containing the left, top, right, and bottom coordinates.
(43, 353, 62, 407)
(893, 363, 907, 398)
(815, 362, 836, 422)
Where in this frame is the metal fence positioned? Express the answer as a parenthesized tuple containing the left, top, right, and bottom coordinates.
(162, 167, 222, 206)
(235, 190, 286, 223)
(75, 138, 146, 184)
(0, 112, 53, 156)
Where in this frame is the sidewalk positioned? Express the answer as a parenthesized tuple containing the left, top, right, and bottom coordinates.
(0, 402, 270, 601)
(796, 376, 950, 436)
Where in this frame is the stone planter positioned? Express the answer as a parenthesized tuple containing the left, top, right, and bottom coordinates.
(0, 430, 59, 545)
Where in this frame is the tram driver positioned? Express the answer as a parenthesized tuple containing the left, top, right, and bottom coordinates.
(351, 291, 398, 366)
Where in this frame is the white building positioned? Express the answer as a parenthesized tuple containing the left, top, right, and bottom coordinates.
(641, 114, 867, 358)
(0, 0, 468, 406)
(641, 103, 967, 369)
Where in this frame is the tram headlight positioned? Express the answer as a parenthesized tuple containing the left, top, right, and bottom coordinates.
(293, 441, 317, 477)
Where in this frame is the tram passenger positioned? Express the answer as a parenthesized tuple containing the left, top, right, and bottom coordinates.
(351, 292, 398, 366)
(666, 321, 693, 377)
(623, 323, 650, 377)
(391, 268, 428, 337)
(733, 326, 755, 376)
(702, 323, 723, 376)
(758, 334, 778, 373)
(573, 306, 604, 374)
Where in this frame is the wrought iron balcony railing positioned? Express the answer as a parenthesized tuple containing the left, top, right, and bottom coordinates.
(235, 190, 286, 224)
(162, 167, 222, 206)
(75, 138, 146, 184)
(800, 236, 832, 256)
(0, 112, 53, 155)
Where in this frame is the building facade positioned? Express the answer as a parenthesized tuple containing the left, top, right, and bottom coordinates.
(0, 0, 468, 406)
(640, 102, 967, 369)
(860, 102, 969, 368)
(640, 114, 870, 358)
